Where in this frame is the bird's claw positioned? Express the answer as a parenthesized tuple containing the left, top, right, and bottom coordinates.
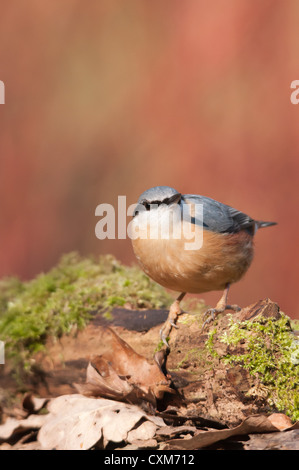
(201, 308, 217, 331)
(159, 327, 170, 348)
(201, 304, 241, 332)
(169, 319, 179, 329)
(159, 320, 179, 348)
(203, 307, 217, 321)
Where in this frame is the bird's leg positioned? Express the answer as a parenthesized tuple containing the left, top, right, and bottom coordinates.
(160, 292, 186, 347)
(201, 283, 241, 331)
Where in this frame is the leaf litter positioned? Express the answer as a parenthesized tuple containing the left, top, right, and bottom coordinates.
(74, 327, 174, 407)
(0, 325, 298, 450)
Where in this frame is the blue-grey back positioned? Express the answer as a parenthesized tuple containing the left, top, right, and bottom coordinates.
(182, 194, 255, 234)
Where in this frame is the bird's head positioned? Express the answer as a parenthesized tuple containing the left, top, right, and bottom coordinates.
(133, 186, 181, 217)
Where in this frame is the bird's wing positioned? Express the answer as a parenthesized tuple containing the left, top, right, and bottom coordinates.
(182, 194, 255, 234)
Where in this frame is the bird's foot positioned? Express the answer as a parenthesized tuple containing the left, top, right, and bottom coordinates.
(160, 299, 182, 348)
(201, 304, 241, 332)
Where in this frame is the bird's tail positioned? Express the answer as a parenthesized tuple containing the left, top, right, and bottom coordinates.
(256, 220, 277, 229)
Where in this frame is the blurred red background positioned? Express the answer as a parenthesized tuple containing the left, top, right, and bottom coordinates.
(0, 1, 298, 317)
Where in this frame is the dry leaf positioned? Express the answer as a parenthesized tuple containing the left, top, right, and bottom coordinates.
(37, 394, 165, 450)
(75, 327, 174, 405)
(267, 413, 293, 431)
(245, 429, 299, 450)
(165, 414, 282, 450)
(75, 359, 134, 400)
(127, 420, 157, 443)
(0, 414, 48, 441)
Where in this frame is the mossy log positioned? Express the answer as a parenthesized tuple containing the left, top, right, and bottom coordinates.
(1, 297, 297, 426)
(0, 254, 298, 427)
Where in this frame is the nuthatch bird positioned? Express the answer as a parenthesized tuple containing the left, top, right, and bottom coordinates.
(131, 186, 276, 345)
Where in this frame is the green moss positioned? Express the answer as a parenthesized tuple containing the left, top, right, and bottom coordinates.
(0, 252, 173, 375)
(205, 327, 218, 358)
(210, 314, 299, 421)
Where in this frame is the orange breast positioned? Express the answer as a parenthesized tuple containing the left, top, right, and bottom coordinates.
(132, 225, 254, 294)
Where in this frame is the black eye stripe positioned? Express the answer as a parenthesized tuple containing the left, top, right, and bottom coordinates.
(142, 200, 161, 210)
(142, 199, 172, 208)
(140, 194, 181, 211)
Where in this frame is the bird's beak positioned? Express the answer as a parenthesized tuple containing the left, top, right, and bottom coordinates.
(168, 193, 181, 205)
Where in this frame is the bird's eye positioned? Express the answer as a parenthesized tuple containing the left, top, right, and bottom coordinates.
(144, 202, 150, 211)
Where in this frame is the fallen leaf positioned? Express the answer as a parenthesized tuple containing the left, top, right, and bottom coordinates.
(75, 327, 174, 405)
(267, 413, 293, 431)
(127, 420, 157, 443)
(0, 414, 48, 442)
(245, 429, 299, 450)
(37, 394, 165, 450)
(75, 359, 134, 400)
(165, 414, 281, 450)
